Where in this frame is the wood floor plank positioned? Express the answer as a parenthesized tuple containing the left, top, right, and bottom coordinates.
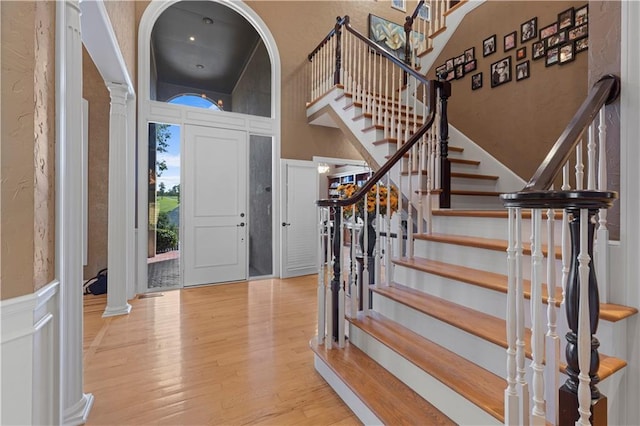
(83, 277, 360, 425)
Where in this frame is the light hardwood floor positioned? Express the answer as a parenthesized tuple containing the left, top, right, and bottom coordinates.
(83, 275, 360, 425)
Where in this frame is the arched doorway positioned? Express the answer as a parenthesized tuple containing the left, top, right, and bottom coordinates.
(137, 0, 281, 292)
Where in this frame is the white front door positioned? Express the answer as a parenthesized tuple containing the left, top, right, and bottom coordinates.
(183, 125, 247, 286)
(280, 160, 319, 278)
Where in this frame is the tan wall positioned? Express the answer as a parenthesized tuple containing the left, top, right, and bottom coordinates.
(1, 1, 56, 300)
(82, 48, 111, 279)
(426, 1, 588, 181)
(104, 0, 136, 85)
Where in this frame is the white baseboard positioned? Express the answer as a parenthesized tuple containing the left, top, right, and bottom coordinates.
(1, 280, 60, 425)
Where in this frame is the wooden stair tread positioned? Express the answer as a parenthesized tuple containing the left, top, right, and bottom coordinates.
(452, 172, 499, 180)
(372, 283, 627, 381)
(449, 158, 480, 165)
(392, 256, 637, 323)
(310, 337, 456, 425)
(349, 311, 506, 422)
(415, 232, 563, 259)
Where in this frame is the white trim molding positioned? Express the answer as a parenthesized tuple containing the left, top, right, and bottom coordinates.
(1, 281, 61, 425)
(620, 1, 640, 424)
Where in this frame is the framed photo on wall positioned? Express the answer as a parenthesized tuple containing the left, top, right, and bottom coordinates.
(575, 4, 588, 26)
(546, 46, 559, 67)
(559, 43, 575, 64)
(520, 17, 537, 43)
(558, 7, 575, 30)
(504, 31, 517, 52)
(516, 47, 526, 60)
(483, 34, 496, 57)
(471, 72, 483, 90)
(532, 41, 545, 60)
(516, 61, 530, 81)
(490, 56, 511, 87)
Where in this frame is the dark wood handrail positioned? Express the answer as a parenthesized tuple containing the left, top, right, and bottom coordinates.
(410, 0, 425, 20)
(523, 74, 620, 191)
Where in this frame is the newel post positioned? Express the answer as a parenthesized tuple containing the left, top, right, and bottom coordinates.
(334, 17, 343, 86)
(438, 79, 452, 208)
(558, 204, 611, 426)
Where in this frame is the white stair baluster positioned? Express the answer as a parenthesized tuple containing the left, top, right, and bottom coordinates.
(515, 209, 530, 426)
(575, 139, 584, 190)
(530, 209, 546, 425)
(326, 207, 334, 349)
(317, 207, 327, 345)
(505, 207, 519, 426)
(363, 192, 370, 315)
(375, 184, 381, 289)
(545, 208, 560, 424)
(386, 174, 393, 285)
(338, 206, 346, 348)
(576, 208, 592, 426)
(561, 163, 571, 304)
(596, 107, 609, 303)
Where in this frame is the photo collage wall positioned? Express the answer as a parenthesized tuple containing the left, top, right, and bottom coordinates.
(434, 4, 589, 91)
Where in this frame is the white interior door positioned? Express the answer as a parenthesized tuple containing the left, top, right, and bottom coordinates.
(184, 125, 247, 286)
(281, 160, 318, 278)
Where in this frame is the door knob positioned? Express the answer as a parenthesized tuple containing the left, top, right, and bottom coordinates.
(237, 222, 245, 227)
(282, 222, 291, 227)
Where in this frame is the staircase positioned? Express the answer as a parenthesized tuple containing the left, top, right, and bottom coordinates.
(307, 4, 637, 426)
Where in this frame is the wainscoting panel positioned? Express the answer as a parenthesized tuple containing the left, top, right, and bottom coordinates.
(1, 281, 60, 425)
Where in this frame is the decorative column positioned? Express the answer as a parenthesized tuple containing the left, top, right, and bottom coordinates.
(103, 82, 132, 317)
(57, 1, 94, 423)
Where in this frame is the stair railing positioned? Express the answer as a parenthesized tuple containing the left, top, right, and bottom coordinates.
(501, 75, 620, 426)
(407, 0, 461, 59)
(310, 14, 449, 347)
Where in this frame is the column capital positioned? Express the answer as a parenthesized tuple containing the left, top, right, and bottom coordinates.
(106, 82, 129, 100)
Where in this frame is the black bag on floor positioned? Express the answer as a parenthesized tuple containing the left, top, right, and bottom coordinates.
(83, 268, 108, 295)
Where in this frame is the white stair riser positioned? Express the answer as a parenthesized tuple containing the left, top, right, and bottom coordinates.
(348, 324, 502, 426)
(431, 214, 564, 243)
(451, 177, 498, 192)
(450, 195, 504, 209)
(413, 238, 564, 285)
